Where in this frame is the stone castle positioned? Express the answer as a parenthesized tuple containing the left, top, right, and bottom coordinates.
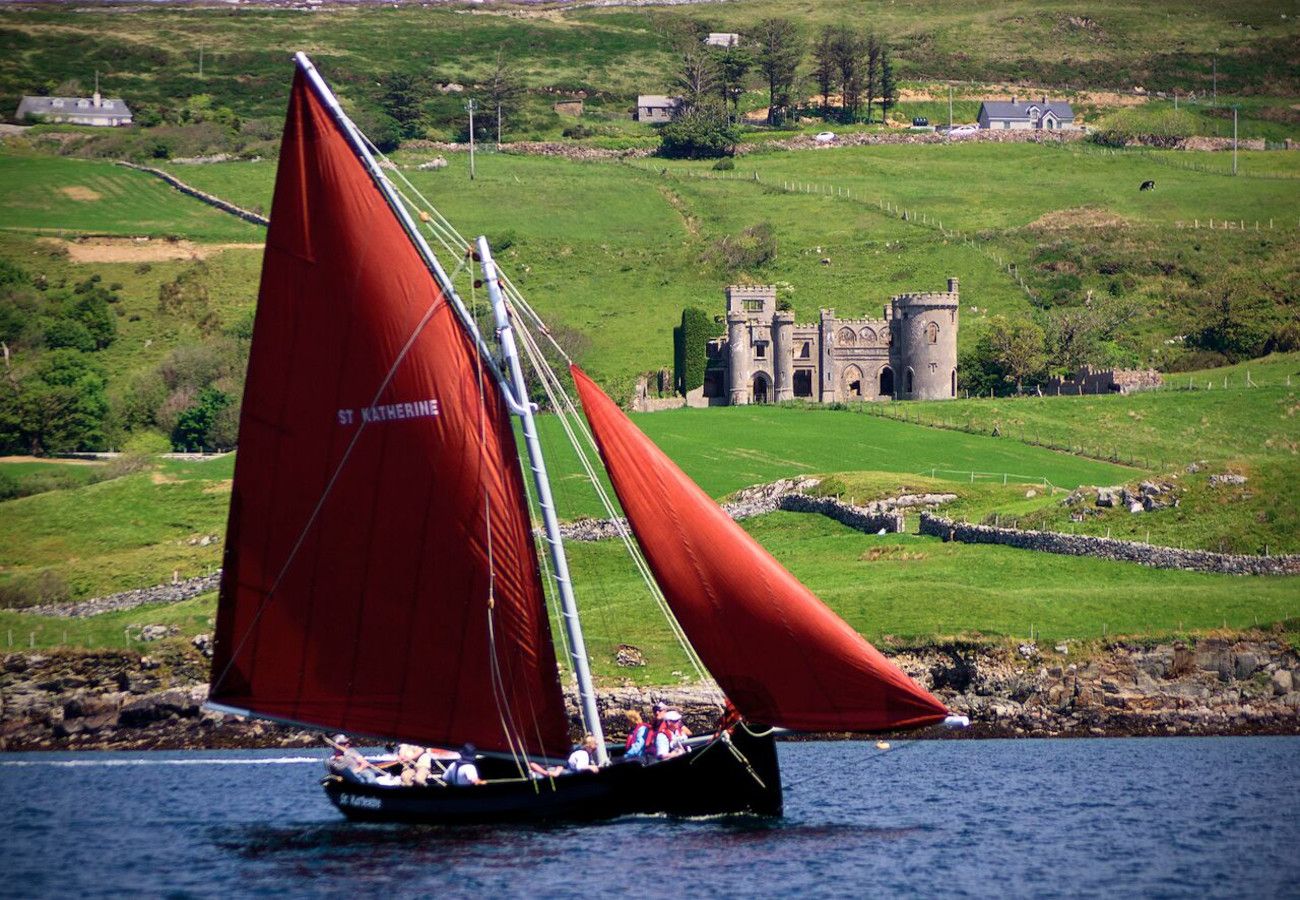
(700, 279, 960, 404)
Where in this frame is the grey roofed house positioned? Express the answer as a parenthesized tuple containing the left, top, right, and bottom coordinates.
(16, 92, 133, 127)
(636, 94, 681, 123)
(977, 96, 1074, 131)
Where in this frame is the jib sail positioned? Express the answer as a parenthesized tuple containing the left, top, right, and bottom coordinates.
(572, 366, 949, 733)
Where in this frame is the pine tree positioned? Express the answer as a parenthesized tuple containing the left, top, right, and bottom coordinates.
(865, 34, 881, 123)
(879, 43, 897, 122)
(753, 18, 802, 126)
(811, 26, 837, 117)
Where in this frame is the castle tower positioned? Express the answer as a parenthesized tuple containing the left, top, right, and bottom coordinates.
(724, 284, 777, 405)
(890, 277, 959, 400)
(772, 310, 794, 402)
(726, 309, 750, 405)
(818, 308, 837, 403)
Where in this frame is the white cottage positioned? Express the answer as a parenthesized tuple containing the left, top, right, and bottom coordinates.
(636, 95, 682, 123)
(977, 96, 1074, 131)
(16, 90, 133, 127)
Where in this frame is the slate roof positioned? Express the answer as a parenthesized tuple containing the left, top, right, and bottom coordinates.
(637, 95, 680, 109)
(16, 95, 133, 123)
(979, 99, 1074, 122)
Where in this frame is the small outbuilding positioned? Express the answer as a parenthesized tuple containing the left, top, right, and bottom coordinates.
(977, 96, 1074, 131)
(705, 33, 741, 48)
(636, 95, 681, 123)
(16, 90, 132, 127)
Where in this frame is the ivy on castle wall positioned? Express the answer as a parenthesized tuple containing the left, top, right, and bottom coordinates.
(674, 307, 713, 395)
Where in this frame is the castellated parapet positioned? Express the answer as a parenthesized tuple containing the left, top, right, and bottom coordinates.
(702, 278, 960, 405)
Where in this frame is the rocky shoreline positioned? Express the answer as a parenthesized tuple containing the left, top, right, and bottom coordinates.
(2, 635, 1297, 751)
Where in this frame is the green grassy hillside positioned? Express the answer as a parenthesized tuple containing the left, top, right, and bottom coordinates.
(0, 154, 265, 242)
(2, 1, 1295, 139)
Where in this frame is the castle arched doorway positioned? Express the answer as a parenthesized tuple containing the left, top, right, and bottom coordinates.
(751, 372, 770, 404)
(878, 366, 894, 398)
(841, 364, 864, 399)
(793, 369, 813, 398)
(951, 368, 957, 397)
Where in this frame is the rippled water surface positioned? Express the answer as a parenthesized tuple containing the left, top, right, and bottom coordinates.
(2, 737, 1298, 898)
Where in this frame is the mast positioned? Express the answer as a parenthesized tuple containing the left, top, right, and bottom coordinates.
(477, 237, 609, 765)
(293, 53, 605, 760)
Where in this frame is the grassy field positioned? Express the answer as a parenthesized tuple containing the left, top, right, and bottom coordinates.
(0, 153, 265, 242)
(4, 514, 1297, 686)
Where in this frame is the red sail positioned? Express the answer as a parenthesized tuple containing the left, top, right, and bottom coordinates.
(209, 69, 570, 757)
(572, 367, 948, 733)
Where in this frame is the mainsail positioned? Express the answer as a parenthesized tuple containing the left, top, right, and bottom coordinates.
(572, 366, 949, 733)
(209, 69, 570, 757)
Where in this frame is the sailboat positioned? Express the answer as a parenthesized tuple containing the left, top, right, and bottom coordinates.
(205, 54, 964, 825)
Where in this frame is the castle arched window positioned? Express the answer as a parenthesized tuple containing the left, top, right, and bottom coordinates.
(837, 327, 856, 344)
(906, 367, 914, 395)
(859, 327, 876, 343)
(951, 368, 957, 397)
(800, 341, 811, 359)
(879, 366, 894, 397)
(926, 322, 939, 344)
(841, 365, 863, 398)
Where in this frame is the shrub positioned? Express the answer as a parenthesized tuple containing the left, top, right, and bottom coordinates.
(712, 158, 735, 171)
(674, 307, 715, 395)
(706, 222, 778, 273)
(658, 102, 740, 160)
(0, 570, 71, 610)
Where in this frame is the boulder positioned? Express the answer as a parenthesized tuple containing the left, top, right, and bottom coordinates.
(1271, 669, 1293, 696)
(1234, 653, 1259, 680)
(615, 644, 646, 668)
(137, 624, 177, 642)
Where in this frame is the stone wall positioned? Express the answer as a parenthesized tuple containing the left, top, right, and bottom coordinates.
(558, 477, 904, 542)
(919, 512, 1300, 576)
(26, 572, 222, 618)
(118, 162, 269, 226)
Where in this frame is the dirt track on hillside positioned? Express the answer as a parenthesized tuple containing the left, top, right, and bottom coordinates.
(40, 237, 263, 263)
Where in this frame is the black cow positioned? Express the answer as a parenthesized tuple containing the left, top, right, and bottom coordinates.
(1140, 180, 1156, 191)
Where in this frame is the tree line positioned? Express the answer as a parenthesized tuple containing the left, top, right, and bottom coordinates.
(658, 19, 898, 158)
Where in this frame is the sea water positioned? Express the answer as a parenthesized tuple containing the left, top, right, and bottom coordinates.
(1, 737, 1297, 898)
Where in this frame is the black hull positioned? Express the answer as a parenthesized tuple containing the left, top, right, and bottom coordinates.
(323, 727, 782, 825)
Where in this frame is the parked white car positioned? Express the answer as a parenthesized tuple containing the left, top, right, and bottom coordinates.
(945, 124, 979, 138)
(814, 131, 837, 143)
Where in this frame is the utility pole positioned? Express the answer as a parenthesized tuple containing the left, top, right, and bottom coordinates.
(1232, 105, 1238, 176)
(948, 85, 953, 138)
(1212, 51, 1217, 104)
(496, 102, 502, 150)
(199, 47, 204, 78)
(465, 99, 477, 181)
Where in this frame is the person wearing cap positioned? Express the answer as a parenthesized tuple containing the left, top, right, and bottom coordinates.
(653, 711, 689, 760)
(328, 734, 381, 783)
(444, 744, 486, 786)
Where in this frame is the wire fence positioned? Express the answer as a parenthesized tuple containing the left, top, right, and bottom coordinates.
(1041, 139, 1300, 181)
(625, 161, 1043, 305)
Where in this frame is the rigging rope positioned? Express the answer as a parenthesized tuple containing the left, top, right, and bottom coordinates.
(363, 137, 724, 710)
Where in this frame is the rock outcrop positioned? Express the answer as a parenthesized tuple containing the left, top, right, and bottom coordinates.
(3, 636, 1296, 750)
